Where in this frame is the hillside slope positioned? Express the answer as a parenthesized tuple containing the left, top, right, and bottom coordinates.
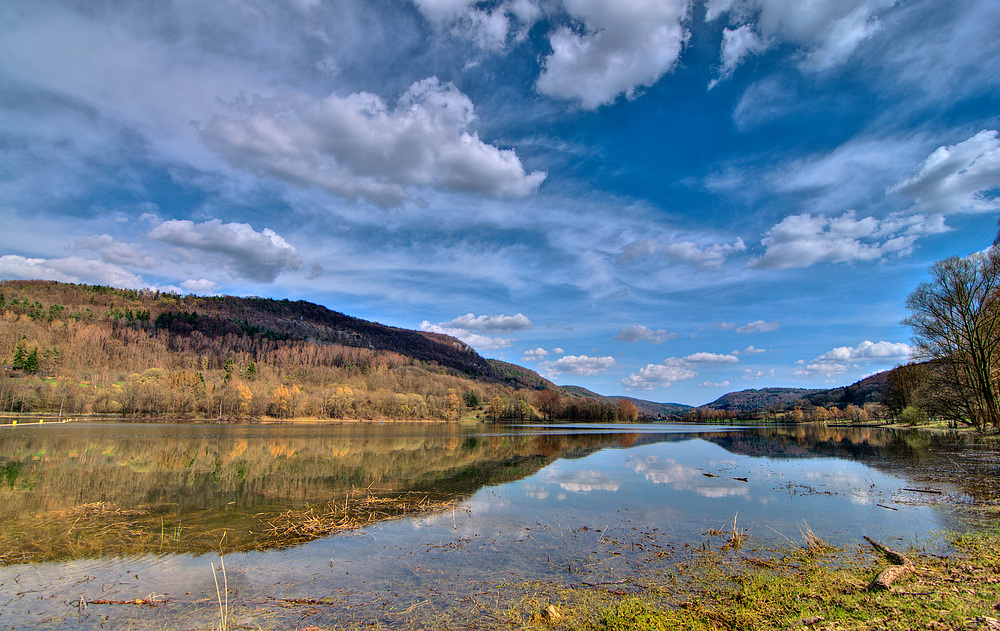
(0, 280, 683, 421)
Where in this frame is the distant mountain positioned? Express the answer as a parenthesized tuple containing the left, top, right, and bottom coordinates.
(621, 397, 693, 418)
(700, 371, 895, 414)
(803, 371, 891, 408)
(704, 387, 826, 411)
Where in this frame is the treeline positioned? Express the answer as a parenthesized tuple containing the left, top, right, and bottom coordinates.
(682, 401, 889, 424)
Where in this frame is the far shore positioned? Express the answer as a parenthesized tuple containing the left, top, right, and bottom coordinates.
(3, 413, 999, 441)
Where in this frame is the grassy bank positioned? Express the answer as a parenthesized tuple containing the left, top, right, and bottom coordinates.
(440, 528, 1000, 631)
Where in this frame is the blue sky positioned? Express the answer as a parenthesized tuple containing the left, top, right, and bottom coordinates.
(2, 0, 999, 405)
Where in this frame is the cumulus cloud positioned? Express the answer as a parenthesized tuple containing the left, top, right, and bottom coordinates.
(148, 219, 303, 283)
(750, 210, 947, 270)
(707, 0, 897, 78)
(179, 279, 219, 295)
(540, 355, 617, 377)
(535, 0, 692, 109)
(699, 380, 731, 388)
(621, 357, 698, 390)
(684, 352, 739, 364)
(522, 347, 549, 361)
(413, 0, 542, 50)
(202, 77, 546, 207)
(712, 24, 767, 85)
(0, 255, 148, 289)
(619, 237, 746, 268)
(796, 340, 911, 377)
(419, 321, 514, 351)
(439, 312, 533, 334)
(735, 320, 779, 334)
(420, 312, 531, 351)
(72, 234, 158, 268)
(889, 130, 1000, 214)
(742, 368, 775, 380)
(741, 345, 766, 354)
(614, 325, 675, 344)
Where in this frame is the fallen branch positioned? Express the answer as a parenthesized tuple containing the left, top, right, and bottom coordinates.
(864, 536, 914, 591)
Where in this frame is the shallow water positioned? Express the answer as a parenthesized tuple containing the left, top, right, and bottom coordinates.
(0, 421, 997, 629)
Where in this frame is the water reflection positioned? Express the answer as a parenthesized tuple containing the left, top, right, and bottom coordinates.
(0, 421, 997, 629)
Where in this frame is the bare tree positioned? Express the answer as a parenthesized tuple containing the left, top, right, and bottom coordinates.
(535, 389, 563, 421)
(903, 251, 1000, 430)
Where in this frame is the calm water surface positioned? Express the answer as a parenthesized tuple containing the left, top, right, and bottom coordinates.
(0, 421, 997, 629)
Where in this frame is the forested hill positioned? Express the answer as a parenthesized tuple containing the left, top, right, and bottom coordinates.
(703, 371, 892, 413)
(0, 280, 672, 422)
(1, 279, 507, 381)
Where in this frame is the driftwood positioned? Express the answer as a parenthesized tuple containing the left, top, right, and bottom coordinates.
(864, 536, 914, 590)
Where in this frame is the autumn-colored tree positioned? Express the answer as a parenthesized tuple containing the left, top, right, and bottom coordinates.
(535, 389, 562, 421)
(446, 393, 461, 420)
(488, 396, 504, 422)
(616, 398, 638, 422)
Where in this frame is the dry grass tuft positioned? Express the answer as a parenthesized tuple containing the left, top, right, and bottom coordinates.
(800, 521, 832, 553)
(263, 491, 463, 544)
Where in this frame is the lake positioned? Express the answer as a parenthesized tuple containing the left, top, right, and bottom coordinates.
(0, 421, 997, 629)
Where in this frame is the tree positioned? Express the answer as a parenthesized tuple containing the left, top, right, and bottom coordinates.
(884, 363, 930, 417)
(616, 398, 638, 422)
(535, 389, 563, 421)
(903, 251, 1000, 430)
(488, 396, 504, 422)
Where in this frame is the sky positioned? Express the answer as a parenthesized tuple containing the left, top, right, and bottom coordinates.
(1, 0, 999, 406)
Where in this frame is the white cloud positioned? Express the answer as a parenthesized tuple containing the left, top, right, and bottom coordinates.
(796, 340, 912, 377)
(742, 345, 766, 354)
(0, 255, 147, 289)
(742, 368, 775, 380)
(614, 325, 675, 344)
(540, 354, 617, 377)
(749, 210, 942, 270)
(821, 340, 911, 362)
(699, 380, 731, 388)
(413, 0, 541, 50)
(179, 279, 219, 295)
(419, 321, 513, 351)
(421, 312, 531, 351)
(440, 312, 533, 334)
(148, 219, 303, 283)
(713, 24, 767, 85)
(552, 347, 565, 355)
(522, 347, 549, 361)
(684, 352, 739, 364)
(619, 237, 746, 268)
(707, 0, 897, 77)
(71, 234, 158, 268)
(621, 358, 698, 390)
(535, 0, 691, 109)
(735, 320, 779, 334)
(202, 78, 546, 207)
(889, 130, 1000, 214)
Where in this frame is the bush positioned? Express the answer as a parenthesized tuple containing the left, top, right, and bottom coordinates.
(899, 405, 927, 425)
